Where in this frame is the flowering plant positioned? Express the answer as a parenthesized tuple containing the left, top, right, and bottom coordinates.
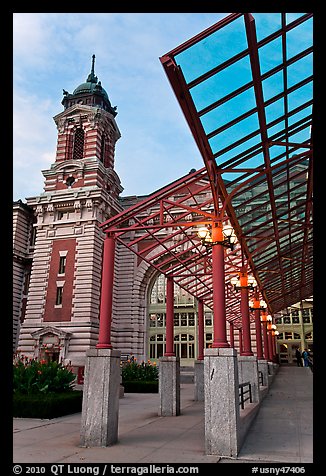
(121, 359, 158, 382)
(13, 353, 76, 394)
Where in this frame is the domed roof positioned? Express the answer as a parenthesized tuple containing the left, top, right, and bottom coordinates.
(62, 55, 117, 116)
(73, 79, 109, 101)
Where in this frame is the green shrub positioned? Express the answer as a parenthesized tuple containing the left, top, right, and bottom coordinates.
(13, 354, 76, 395)
(13, 391, 83, 419)
(121, 359, 159, 393)
(121, 360, 158, 383)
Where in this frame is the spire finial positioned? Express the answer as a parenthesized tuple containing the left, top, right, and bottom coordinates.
(91, 54, 95, 76)
(87, 54, 98, 83)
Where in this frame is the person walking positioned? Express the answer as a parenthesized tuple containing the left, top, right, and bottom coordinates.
(295, 347, 303, 367)
(302, 348, 310, 367)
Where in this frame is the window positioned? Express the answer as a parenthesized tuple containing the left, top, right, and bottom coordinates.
(23, 271, 31, 295)
(205, 332, 213, 347)
(100, 134, 106, 163)
(72, 127, 85, 161)
(65, 176, 76, 187)
(29, 219, 37, 248)
(205, 313, 212, 326)
(55, 286, 63, 306)
(174, 334, 195, 358)
(302, 309, 311, 323)
(149, 313, 165, 328)
(172, 312, 196, 327)
(149, 274, 194, 306)
(149, 334, 165, 359)
(58, 256, 66, 275)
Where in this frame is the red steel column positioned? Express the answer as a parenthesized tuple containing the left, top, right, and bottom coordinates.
(273, 334, 279, 363)
(239, 328, 243, 355)
(268, 329, 273, 361)
(254, 307, 264, 359)
(212, 222, 229, 348)
(165, 276, 175, 356)
(197, 299, 204, 360)
(229, 321, 235, 348)
(253, 292, 264, 360)
(240, 272, 253, 356)
(97, 233, 115, 349)
(262, 316, 268, 360)
(261, 313, 269, 360)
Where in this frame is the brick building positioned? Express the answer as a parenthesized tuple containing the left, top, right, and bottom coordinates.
(13, 57, 312, 375)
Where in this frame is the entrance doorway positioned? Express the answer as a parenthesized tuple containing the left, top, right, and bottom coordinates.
(278, 342, 298, 365)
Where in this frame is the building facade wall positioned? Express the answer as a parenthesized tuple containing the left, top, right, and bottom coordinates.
(13, 202, 34, 351)
(13, 61, 312, 371)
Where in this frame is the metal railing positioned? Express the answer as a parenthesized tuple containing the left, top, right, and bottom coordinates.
(239, 381, 252, 409)
(258, 370, 264, 386)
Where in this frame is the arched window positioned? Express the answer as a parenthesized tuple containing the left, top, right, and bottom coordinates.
(149, 274, 195, 306)
(72, 127, 85, 161)
(147, 273, 213, 364)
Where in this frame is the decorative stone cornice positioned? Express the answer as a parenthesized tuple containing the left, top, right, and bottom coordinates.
(31, 326, 72, 339)
(53, 104, 121, 140)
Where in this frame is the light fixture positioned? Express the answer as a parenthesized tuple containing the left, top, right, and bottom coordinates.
(249, 298, 267, 312)
(247, 276, 257, 288)
(197, 227, 212, 243)
(267, 315, 273, 331)
(230, 273, 257, 291)
(197, 223, 237, 250)
(260, 310, 268, 323)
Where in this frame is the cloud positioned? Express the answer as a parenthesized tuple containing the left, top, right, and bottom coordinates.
(13, 91, 57, 200)
(13, 13, 228, 200)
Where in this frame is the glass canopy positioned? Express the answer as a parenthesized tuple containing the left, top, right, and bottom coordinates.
(160, 13, 313, 313)
(101, 13, 313, 324)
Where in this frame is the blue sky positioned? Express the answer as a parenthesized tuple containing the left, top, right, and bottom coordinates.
(13, 12, 230, 201)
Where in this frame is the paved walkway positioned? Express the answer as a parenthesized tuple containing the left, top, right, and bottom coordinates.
(13, 365, 313, 464)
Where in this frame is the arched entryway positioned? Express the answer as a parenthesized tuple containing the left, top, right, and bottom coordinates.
(147, 273, 213, 365)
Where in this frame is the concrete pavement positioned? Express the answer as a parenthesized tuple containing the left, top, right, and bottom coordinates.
(13, 365, 313, 464)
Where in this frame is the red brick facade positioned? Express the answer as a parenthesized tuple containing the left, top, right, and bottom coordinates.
(43, 238, 76, 322)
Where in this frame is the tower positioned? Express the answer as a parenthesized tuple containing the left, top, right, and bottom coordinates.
(16, 56, 123, 369)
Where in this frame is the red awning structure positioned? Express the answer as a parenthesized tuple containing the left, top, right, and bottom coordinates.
(101, 12, 313, 326)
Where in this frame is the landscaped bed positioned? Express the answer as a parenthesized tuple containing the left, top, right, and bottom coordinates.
(121, 359, 159, 393)
(13, 353, 81, 419)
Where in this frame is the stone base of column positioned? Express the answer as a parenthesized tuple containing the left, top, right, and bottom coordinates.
(238, 355, 259, 403)
(80, 348, 121, 447)
(159, 356, 180, 416)
(258, 359, 269, 389)
(194, 359, 204, 401)
(268, 361, 275, 376)
(204, 348, 240, 457)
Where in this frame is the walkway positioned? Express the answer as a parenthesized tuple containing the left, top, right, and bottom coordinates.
(13, 366, 313, 464)
(220, 365, 313, 463)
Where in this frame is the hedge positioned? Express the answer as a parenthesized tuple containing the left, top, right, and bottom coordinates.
(122, 380, 158, 393)
(13, 391, 83, 419)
